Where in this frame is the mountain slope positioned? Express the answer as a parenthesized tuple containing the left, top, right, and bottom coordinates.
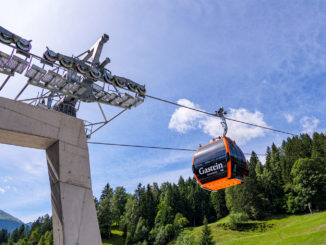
(0, 209, 24, 233)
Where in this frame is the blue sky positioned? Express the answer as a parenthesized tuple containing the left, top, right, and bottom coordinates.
(0, 0, 325, 222)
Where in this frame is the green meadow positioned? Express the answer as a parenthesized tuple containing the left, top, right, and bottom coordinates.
(184, 211, 326, 245)
(103, 212, 326, 244)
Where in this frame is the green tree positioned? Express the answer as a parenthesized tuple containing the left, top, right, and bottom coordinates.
(29, 227, 41, 245)
(186, 179, 214, 226)
(139, 185, 158, 229)
(246, 152, 265, 219)
(311, 133, 325, 157)
(173, 213, 189, 231)
(43, 231, 53, 245)
(154, 201, 173, 227)
(199, 217, 214, 245)
(286, 158, 326, 213)
(98, 196, 113, 239)
(121, 196, 139, 243)
(7, 239, 15, 245)
(40, 215, 52, 235)
(133, 217, 148, 243)
(228, 212, 249, 230)
(210, 189, 228, 219)
(111, 186, 128, 226)
(262, 144, 285, 213)
(100, 183, 113, 202)
(37, 235, 45, 245)
(225, 184, 247, 214)
(153, 225, 168, 245)
(10, 228, 20, 243)
(17, 225, 26, 241)
(0, 229, 9, 244)
(16, 237, 28, 245)
(175, 232, 196, 245)
(165, 224, 174, 243)
(94, 197, 100, 213)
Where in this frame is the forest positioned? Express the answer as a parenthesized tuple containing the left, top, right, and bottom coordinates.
(1, 132, 326, 245)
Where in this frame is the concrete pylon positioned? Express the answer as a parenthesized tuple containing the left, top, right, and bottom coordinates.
(0, 97, 102, 245)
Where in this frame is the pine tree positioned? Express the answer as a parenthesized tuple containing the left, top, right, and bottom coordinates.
(0, 229, 9, 244)
(98, 196, 113, 239)
(134, 217, 148, 243)
(94, 196, 100, 212)
(18, 225, 26, 241)
(121, 196, 139, 242)
(199, 217, 214, 245)
(154, 201, 173, 227)
(29, 227, 41, 245)
(10, 228, 20, 243)
(210, 189, 228, 219)
(40, 215, 52, 235)
(100, 183, 113, 202)
(138, 184, 157, 229)
(16, 237, 28, 245)
(112, 186, 127, 226)
(44, 231, 53, 245)
(312, 132, 325, 157)
(37, 235, 45, 245)
(153, 225, 168, 245)
(245, 152, 264, 219)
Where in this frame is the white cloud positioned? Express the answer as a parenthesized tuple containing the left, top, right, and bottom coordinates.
(300, 116, 319, 134)
(200, 108, 268, 145)
(168, 99, 204, 133)
(169, 99, 268, 145)
(284, 113, 294, 123)
(0, 187, 5, 194)
(0, 176, 12, 183)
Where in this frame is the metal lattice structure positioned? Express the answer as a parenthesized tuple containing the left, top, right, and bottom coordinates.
(0, 26, 146, 137)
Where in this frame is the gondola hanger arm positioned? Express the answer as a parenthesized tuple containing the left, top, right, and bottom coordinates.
(216, 107, 228, 137)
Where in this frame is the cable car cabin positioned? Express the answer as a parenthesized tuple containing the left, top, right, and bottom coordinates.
(192, 137, 249, 191)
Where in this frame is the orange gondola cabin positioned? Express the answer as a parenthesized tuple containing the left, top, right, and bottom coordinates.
(192, 137, 249, 191)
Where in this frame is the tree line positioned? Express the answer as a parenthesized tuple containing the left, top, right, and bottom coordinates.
(96, 132, 326, 244)
(0, 215, 53, 245)
(1, 132, 325, 244)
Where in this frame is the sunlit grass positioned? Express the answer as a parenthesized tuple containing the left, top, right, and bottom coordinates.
(185, 211, 326, 244)
(103, 212, 326, 244)
(102, 229, 124, 245)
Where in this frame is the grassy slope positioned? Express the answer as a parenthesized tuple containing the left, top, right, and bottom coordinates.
(188, 211, 326, 245)
(102, 212, 326, 244)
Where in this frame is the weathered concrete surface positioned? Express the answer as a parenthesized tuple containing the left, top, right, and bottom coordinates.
(0, 97, 102, 245)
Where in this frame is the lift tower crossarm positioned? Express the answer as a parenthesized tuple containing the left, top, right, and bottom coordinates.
(80, 34, 109, 66)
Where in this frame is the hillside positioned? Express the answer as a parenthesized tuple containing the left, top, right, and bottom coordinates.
(180, 211, 326, 244)
(0, 210, 24, 233)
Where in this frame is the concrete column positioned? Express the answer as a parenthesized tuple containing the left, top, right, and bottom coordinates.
(46, 141, 102, 245)
(0, 97, 102, 245)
